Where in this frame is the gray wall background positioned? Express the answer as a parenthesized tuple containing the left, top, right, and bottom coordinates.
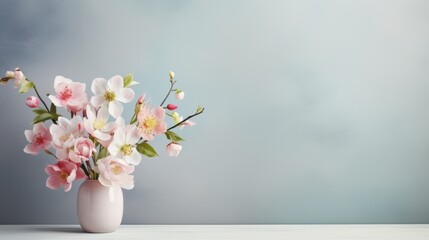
(1, 0, 429, 224)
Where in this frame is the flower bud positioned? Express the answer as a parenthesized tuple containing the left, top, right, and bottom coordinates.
(12, 68, 25, 88)
(171, 112, 181, 123)
(5, 71, 14, 78)
(14, 68, 24, 80)
(137, 95, 145, 104)
(166, 104, 177, 110)
(175, 90, 184, 100)
(169, 71, 175, 81)
(166, 142, 182, 157)
(25, 96, 39, 108)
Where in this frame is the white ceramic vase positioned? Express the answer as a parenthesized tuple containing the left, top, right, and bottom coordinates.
(77, 180, 123, 233)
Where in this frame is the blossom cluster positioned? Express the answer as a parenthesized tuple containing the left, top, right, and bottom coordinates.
(1, 69, 204, 193)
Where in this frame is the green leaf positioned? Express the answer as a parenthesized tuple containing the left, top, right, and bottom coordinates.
(32, 112, 59, 124)
(123, 73, 134, 87)
(32, 108, 47, 115)
(97, 147, 108, 160)
(136, 142, 158, 157)
(165, 131, 184, 142)
(50, 103, 57, 115)
(130, 115, 137, 124)
(19, 80, 34, 93)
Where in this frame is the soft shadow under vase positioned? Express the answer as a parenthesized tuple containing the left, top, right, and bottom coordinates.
(77, 180, 123, 233)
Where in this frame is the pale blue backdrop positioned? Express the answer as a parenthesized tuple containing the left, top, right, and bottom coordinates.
(1, 0, 429, 224)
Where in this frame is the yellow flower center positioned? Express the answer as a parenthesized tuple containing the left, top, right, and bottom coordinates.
(143, 116, 157, 131)
(60, 172, 68, 180)
(93, 119, 106, 130)
(59, 133, 71, 143)
(120, 144, 133, 156)
(103, 90, 116, 102)
(112, 166, 122, 175)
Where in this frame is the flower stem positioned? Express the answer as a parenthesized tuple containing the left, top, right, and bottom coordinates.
(85, 160, 94, 179)
(33, 84, 49, 112)
(31, 80, 57, 124)
(160, 80, 176, 107)
(44, 149, 58, 160)
(80, 163, 90, 177)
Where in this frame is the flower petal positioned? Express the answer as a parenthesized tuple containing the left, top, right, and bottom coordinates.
(126, 127, 141, 144)
(24, 130, 33, 142)
(117, 88, 134, 103)
(128, 149, 141, 165)
(46, 176, 62, 190)
(154, 121, 167, 135)
(98, 174, 111, 187)
(63, 183, 72, 192)
(93, 130, 111, 141)
(54, 76, 70, 89)
(91, 78, 107, 95)
(75, 167, 86, 180)
(97, 105, 109, 120)
(23, 144, 40, 155)
(153, 107, 165, 120)
(90, 95, 105, 108)
(108, 143, 121, 156)
(69, 151, 81, 163)
(67, 169, 77, 183)
(107, 75, 124, 92)
(48, 95, 64, 107)
(33, 123, 48, 135)
(108, 101, 123, 118)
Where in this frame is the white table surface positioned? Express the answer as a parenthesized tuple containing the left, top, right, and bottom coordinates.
(1, 224, 429, 240)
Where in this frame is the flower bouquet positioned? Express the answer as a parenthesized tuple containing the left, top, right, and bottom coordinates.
(0, 68, 204, 232)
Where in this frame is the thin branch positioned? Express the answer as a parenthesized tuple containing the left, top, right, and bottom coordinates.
(31, 80, 57, 124)
(167, 108, 205, 131)
(32, 84, 49, 112)
(80, 164, 90, 177)
(44, 149, 58, 160)
(160, 80, 176, 107)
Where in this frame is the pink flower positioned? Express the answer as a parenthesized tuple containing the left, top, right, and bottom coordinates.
(48, 76, 88, 113)
(97, 156, 134, 190)
(69, 137, 96, 163)
(166, 142, 182, 157)
(50, 116, 84, 159)
(166, 104, 177, 110)
(90, 75, 135, 118)
(137, 106, 167, 141)
(175, 90, 184, 100)
(25, 96, 39, 108)
(23, 123, 52, 155)
(45, 160, 85, 192)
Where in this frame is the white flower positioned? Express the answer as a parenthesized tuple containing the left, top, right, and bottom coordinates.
(97, 156, 135, 191)
(90, 75, 135, 118)
(83, 105, 116, 142)
(108, 125, 141, 165)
